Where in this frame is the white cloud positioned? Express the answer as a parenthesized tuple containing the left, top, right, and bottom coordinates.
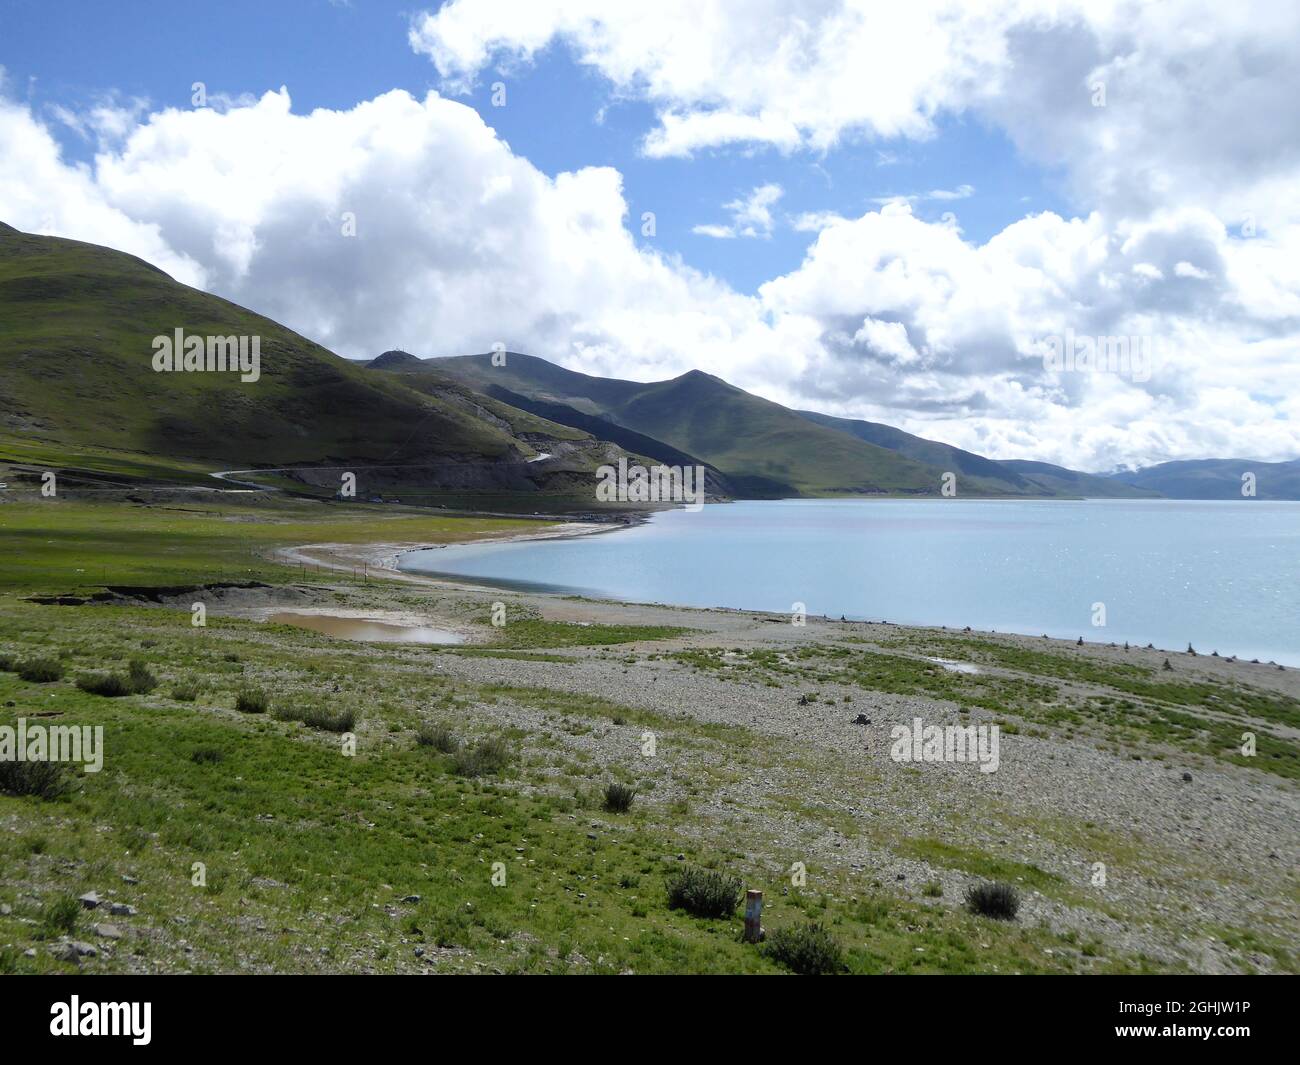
(693, 183, 783, 239)
(3, 1, 1300, 472)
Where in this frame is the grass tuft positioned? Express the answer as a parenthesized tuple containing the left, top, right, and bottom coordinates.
(965, 880, 1021, 920)
(665, 866, 742, 919)
(763, 921, 846, 975)
(603, 781, 637, 813)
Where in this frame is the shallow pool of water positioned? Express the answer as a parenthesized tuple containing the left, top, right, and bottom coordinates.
(268, 612, 464, 645)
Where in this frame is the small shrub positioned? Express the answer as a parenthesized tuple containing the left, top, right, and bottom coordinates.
(171, 681, 201, 702)
(235, 688, 269, 714)
(451, 736, 511, 777)
(603, 781, 637, 813)
(417, 722, 460, 753)
(0, 652, 17, 671)
(921, 880, 943, 897)
(278, 704, 355, 732)
(665, 866, 742, 919)
(76, 672, 133, 697)
(190, 746, 224, 765)
(17, 658, 63, 683)
(764, 921, 846, 975)
(127, 659, 158, 694)
(0, 760, 72, 800)
(965, 880, 1020, 920)
(39, 894, 80, 939)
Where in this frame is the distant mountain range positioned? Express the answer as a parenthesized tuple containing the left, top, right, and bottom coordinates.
(1, 222, 1294, 503)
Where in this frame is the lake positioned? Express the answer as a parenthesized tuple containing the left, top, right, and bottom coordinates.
(399, 499, 1300, 665)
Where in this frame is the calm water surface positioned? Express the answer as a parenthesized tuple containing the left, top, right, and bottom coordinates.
(400, 499, 1300, 665)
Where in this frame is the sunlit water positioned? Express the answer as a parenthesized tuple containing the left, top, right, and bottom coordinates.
(399, 499, 1300, 665)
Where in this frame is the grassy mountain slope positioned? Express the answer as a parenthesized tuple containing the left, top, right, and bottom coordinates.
(0, 227, 530, 470)
(0, 227, 641, 505)
(796, 409, 1043, 494)
(426, 353, 966, 497)
(1107, 458, 1300, 500)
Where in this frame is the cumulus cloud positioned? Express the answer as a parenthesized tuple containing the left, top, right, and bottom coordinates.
(2, 2, 1299, 471)
(692, 183, 783, 239)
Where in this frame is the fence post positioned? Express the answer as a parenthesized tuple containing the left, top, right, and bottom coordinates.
(743, 889, 764, 943)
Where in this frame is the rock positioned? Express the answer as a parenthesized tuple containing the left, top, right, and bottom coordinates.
(1182, 772, 1193, 783)
(23, 948, 35, 958)
(0, 903, 11, 915)
(401, 895, 421, 904)
(853, 713, 871, 725)
(121, 875, 139, 885)
(92, 923, 123, 940)
(108, 903, 137, 917)
(413, 946, 425, 958)
(77, 891, 102, 910)
(51, 940, 97, 962)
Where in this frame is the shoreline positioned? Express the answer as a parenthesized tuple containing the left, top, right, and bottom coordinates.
(273, 519, 1299, 684)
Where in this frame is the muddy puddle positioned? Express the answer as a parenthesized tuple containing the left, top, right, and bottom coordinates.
(268, 612, 465, 645)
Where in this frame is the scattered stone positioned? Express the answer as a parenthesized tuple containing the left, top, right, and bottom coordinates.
(1182, 772, 1193, 783)
(93, 923, 123, 940)
(77, 891, 102, 910)
(413, 946, 425, 958)
(121, 875, 139, 885)
(853, 713, 871, 725)
(0, 903, 11, 915)
(108, 903, 137, 917)
(51, 940, 97, 962)
(401, 895, 421, 904)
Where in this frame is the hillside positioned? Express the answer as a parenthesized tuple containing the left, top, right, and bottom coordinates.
(422, 353, 978, 497)
(1107, 458, 1300, 500)
(0, 226, 627, 500)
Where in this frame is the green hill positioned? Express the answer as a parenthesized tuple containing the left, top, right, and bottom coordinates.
(1106, 458, 1300, 499)
(422, 353, 971, 496)
(422, 352, 1130, 498)
(0, 225, 627, 501)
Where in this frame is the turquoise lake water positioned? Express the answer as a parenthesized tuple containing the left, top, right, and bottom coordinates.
(400, 499, 1300, 665)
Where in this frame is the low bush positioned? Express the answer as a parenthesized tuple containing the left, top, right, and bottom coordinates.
(964, 880, 1020, 920)
(603, 781, 637, 813)
(235, 688, 269, 714)
(17, 658, 63, 683)
(451, 736, 511, 777)
(171, 681, 201, 702)
(277, 704, 355, 732)
(127, 659, 157, 694)
(665, 866, 742, 919)
(764, 921, 847, 975)
(76, 672, 133, 697)
(417, 722, 460, 753)
(0, 760, 73, 800)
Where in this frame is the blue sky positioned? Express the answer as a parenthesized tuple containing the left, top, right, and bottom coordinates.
(1, 0, 1071, 295)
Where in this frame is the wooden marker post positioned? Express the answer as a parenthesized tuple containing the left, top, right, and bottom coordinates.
(743, 889, 764, 943)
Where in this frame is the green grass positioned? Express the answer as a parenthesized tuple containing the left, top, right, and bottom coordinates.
(0, 593, 1153, 974)
(0, 498, 556, 594)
